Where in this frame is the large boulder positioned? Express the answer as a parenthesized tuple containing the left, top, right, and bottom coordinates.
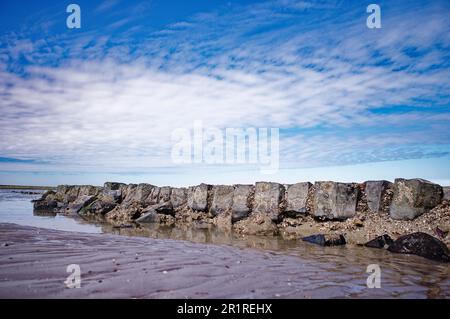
(80, 199, 116, 216)
(104, 182, 126, 190)
(170, 187, 188, 208)
(146, 186, 160, 205)
(33, 197, 58, 212)
(388, 232, 450, 262)
(56, 185, 79, 203)
(158, 186, 172, 203)
(231, 184, 253, 222)
(187, 183, 210, 211)
(389, 178, 443, 220)
(443, 186, 450, 201)
(66, 195, 97, 215)
(210, 185, 234, 216)
(365, 180, 392, 213)
(253, 182, 284, 222)
(120, 184, 137, 202)
(312, 182, 358, 220)
(77, 185, 101, 197)
(102, 182, 126, 202)
(285, 182, 311, 215)
(133, 183, 155, 203)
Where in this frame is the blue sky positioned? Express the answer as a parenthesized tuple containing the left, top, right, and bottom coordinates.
(0, 0, 449, 186)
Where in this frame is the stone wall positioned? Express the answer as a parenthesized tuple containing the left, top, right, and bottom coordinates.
(33, 178, 446, 236)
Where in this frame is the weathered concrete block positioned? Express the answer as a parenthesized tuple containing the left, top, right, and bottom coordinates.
(101, 182, 125, 203)
(121, 184, 137, 202)
(187, 183, 210, 211)
(313, 181, 358, 220)
(285, 182, 311, 214)
(170, 187, 187, 208)
(443, 186, 450, 201)
(104, 182, 126, 191)
(388, 232, 449, 262)
(158, 186, 172, 203)
(390, 178, 443, 220)
(67, 195, 97, 214)
(210, 185, 234, 216)
(145, 186, 160, 205)
(231, 184, 253, 222)
(253, 182, 284, 222)
(134, 183, 155, 203)
(77, 185, 101, 196)
(365, 180, 392, 213)
(56, 185, 79, 203)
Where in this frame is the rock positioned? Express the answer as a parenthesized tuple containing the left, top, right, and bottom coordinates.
(80, 199, 116, 215)
(312, 182, 358, 220)
(130, 183, 155, 203)
(40, 190, 56, 200)
(66, 195, 97, 214)
(443, 186, 450, 201)
(102, 182, 125, 203)
(56, 185, 79, 203)
(120, 184, 137, 201)
(285, 182, 311, 215)
(210, 185, 234, 216)
(146, 186, 160, 205)
(364, 234, 394, 249)
(253, 182, 285, 222)
(365, 180, 392, 213)
(33, 198, 58, 212)
(104, 182, 126, 191)
(389, 178, 443, 220)
(105, 205, 141, 223)
(135, 211, 159, 223)
(388, 232, 450, 262)
(231, 184, 253, 222)
(77, 185, 101, 197)
(233, 213, 278, 236)
(187, 183, 210, 211)
(154, 201, 174, 215)
(158, 186, 172, 203)
(170, 188, 187, 208)
(302, 234, 346, 246)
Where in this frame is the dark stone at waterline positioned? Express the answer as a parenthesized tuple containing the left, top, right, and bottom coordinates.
(364, 234, 394, 249)
(387, 232, 450, 263)
(302, 234, 346, 246)
(364, 180, 392, 213)
(33, 199, 58, 211)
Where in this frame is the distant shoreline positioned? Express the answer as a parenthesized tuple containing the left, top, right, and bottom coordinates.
(0, 185, 55, 190)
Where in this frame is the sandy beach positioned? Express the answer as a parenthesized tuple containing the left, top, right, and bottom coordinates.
(1, 223, 449, 299)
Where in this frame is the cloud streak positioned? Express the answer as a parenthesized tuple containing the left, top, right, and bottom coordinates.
(0, 0, 449, 182)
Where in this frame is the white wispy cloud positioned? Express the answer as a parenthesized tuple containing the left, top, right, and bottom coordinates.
(0, 0, 449, 176)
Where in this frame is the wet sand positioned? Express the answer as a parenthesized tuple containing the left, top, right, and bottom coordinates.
(0, 223, 449, 299)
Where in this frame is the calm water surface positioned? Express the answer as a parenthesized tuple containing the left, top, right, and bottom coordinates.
(0, 189, 448, 298)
